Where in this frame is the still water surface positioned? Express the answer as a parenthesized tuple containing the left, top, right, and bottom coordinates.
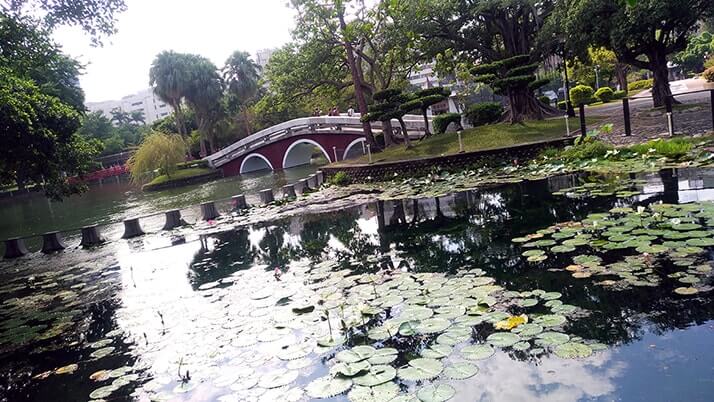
(0, 168, 713, 401)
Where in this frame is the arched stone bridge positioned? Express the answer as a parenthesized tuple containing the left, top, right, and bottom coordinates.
(205, 115, 430, 175)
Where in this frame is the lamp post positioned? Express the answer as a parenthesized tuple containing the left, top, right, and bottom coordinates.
(595, 65, 601, 89)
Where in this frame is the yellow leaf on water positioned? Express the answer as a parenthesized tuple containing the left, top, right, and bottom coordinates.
(54, 364, 78, 375)
(494, 314, 528, 330)
(89, 370, 110, 382)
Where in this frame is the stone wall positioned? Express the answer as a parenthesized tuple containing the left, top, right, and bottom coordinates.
(320, 137, 575, 183)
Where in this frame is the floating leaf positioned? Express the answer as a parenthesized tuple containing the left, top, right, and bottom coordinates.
(534, 314, 567, 327)
(554, 342, 593, 359)
(494, 314, 528, 330)
(416, 383, 456, 402)
(352, 365, 396, 387)
(443, 362, 479, 380)
(337, 346, 376, 363)
(420, 344, 452, 359)
(367, 348, 398, 365)
(347, 382, 399, 402)
(416, 318, 451, 334)
(486, 332, 521, 347)
(332, 361, 370, 377)
(674, 287, 699, 295)
(397, 358, 443, 381)
(259, 369, 299, 388)
(54, 364, 78, 375)
(536, 331, 570, 346)
(306, 376, 353, 398)
(461, 344, 495, 360)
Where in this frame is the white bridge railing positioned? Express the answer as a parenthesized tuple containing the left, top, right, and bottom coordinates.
(205, 114, 430, 168)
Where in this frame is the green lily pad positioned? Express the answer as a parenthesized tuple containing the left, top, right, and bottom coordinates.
(397, 358, 443, 381)
(352, 365, 396, 387)
(486, 332, 521, 347)
(536, 331, 570, 346)
(534, 314, 567, 327)
(443, 362, 479, 380)
(416, 383, 455, 402)
(461, 344, 495, 360)
(306, 376, 353, 398)
(554, 342, 593, 359)
(347, 382, 399, 402)
(367, 348, 398, 365)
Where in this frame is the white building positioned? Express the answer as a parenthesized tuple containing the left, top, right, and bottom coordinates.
(86, 88, 172, 125)
(255, 48, 276, 71)
(408, 63, 460, 114)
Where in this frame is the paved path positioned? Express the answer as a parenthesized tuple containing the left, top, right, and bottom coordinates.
(584, 78, 714, 145)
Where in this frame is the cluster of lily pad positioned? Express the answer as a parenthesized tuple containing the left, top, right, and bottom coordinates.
(513, 202, 714, 294)
(552, 178, 644, 199)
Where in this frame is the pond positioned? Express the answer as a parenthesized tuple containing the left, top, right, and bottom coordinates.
(1, 167, 713, 402)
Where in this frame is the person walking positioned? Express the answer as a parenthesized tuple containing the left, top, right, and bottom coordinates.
(347, 105, 354, 117)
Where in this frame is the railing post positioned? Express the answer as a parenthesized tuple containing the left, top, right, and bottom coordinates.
(232, 194, 248, 210)
(564, 114, 570, 137)
(282, 184, 296, 200)
(457, 130, 464, 153)
(367, 144, 373, 164)
(578, 104, 587, 136)
(41, 231, 65, 254)
(622, 98, 631, 137)
(316, 171, 324, 185)
(259, 189, 274, 205)
(307, 174, 318, 189)
(665, 95, 675, 135)
(333, 146, 338, 162)
(122, 218, 144, 239)
(200, 202, 220, 221)
(710, 90, 714, 131)
(80, 225, 104, 247)
(162, 210, 184, 230)
(361, 141, 366, 155)
(3, 238, 29, 259)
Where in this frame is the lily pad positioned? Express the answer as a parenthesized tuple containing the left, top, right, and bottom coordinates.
(443, 362, 479, 380)
(352, 365, 396, 387)
(554, 342, 593, 359)
(306, 376, 353, 399)
(486, 332, 521, 347)
(461, 344, 495, 360)
(416, 383, 456, 402)
(397, 358, 443, 381)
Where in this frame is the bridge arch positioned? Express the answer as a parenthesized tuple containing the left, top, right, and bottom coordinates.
(240, 153, 274, 174)
(282, 139, 331, 169)
(342, 138, 366, 160)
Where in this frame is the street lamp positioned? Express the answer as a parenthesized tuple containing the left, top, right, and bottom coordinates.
(595, 64, 601, 89)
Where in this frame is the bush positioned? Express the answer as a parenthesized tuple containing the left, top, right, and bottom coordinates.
(557, 100, 568, 110)
(628, 79, 654, 92)
(433, 113, 462, 134)
(594, 87, 614, 103)
(569, 85, 594, 106)
(629, 138, 693, 160)
(465, 102, 503, 126)
(329, 171, 350, 186)
(612, 90, 626, 100)
(703, 66, 714, 83)
(705, 55, 714, 70)
(177, 160, 208, 169)
(561, 140, 613, 161)
(538, 95, 551, 105)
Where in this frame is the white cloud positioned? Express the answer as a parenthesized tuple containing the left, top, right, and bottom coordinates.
(53, 0, 296, 102)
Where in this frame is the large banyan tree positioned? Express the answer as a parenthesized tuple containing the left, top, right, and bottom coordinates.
(392, 0, 557, 123)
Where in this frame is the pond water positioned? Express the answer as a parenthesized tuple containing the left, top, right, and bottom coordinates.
(1, 167, 714, 402)
(0, 164, 317, 243)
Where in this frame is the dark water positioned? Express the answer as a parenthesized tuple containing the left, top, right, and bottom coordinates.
(0, 164, 318, 243)
(1, 168, 713, 401)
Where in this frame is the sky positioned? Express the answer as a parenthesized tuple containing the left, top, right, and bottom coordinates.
(53, 0, 296, 103)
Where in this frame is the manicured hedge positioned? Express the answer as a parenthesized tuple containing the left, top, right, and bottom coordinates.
(628, 79, 654, 92)
(465, 102, 503, 126)
(433, 113, 463, 134)
(594, 87, 614, 103)
(569, 85, 594, 106)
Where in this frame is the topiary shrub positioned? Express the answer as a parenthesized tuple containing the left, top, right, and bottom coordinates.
(703, 66, 714, 83)
(594, 87, 614, 103)
(569, 85, 594, 106)
(628, 78, 654, 92)
(433, 113, 462, 134)
(538, 95, 551, 105)
(612, 90, 626, 100)
(465, 102, 503, 126)
(329, 171, 350, 186)
(557, 100, 568, 110)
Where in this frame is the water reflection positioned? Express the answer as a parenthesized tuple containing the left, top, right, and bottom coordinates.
(2, 167, 714, 401)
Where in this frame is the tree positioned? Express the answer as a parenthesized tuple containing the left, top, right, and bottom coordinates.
(183, 55, 224, 156)
(223, 50, 261, 112)
(674, 32, 714, 74)
(130, 110, 145, 125)
(110, 107, 131, 125)
(77, 111, 114, 140)
(0, 68, 101, 198)
(566, 0, 714, 107)
(391, 0, 557, 123)
(1, 0, 127, 45)
(150, 51, 193, 136)
(401, 87, 450, 136)
(127, 132, 187, 183)
(364, 88, 414, 148)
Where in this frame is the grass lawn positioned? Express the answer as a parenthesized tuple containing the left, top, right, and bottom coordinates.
(147, 167, 215, 186)
(337, 117, 600, 165)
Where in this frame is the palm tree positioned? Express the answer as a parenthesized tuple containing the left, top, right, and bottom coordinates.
(183, 55, 224, 156)
(109, 108, 131, 125)
(149, 51, 192, 136)
(130, 110, 145, 125)
(222, 50, 261, 113)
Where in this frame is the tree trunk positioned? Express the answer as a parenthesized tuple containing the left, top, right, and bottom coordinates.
(615, 62, 628, 92)
(382, 120, 394, 147)
(173, 101, 187, 136)
(397, 117, 412, 149)
(650, 51, 672, 108)
(421, 109, 431, 137)
(506, 86, 545, 123)
(338, 13, 376, 148)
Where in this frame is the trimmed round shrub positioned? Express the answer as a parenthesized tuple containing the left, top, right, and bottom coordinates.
(433, 113, 462, 134)
(612, 90, 626, 100)
(538, 95, 551, 105)
(594, 87, 614, 103)
(569, 85, 594, 106)
(465, 102, 503, 126)
(557, 100, 568, 110)
(627, 79, 653, 92)
(703, 66, 714, 83)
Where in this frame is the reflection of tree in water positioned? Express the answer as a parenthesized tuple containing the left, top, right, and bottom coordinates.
(297, 210, 363, 263)
(188, 228, 256, 288)
(257, 222, 300, 271)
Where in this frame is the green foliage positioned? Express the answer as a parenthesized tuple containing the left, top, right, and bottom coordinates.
(613, 90, 626, 99)
(594, 87, 614, 103)
(557, 100, 568, 110)
(569, 85, 594, 106)
(400, 99, 423, 113)
(538, 95, 551, 105)
(329, 171, 351, 186)
(465, 102, 503, 126)
(529, 78, 550, 91)
(127, 132, 187, 183)
(628, 79, 653, 92)
(176, 160, 209, 169)
(674, 31, 714, 73)
(222, 50, 261, 113)
(433, 113, 462, 134)
(374, 89, 401, 102)
(77, 111, 148, 155)
(704, 67, 714, 83)
(628, 138, 693, 160)
(561, 141, 613, 162)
